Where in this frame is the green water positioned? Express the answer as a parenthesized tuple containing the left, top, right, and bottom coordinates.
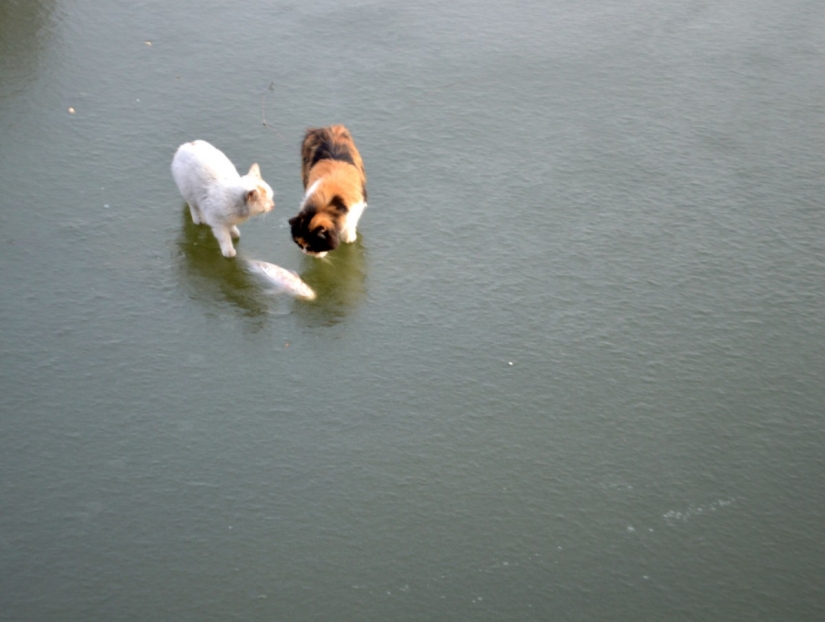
(2, 0, 824, 619)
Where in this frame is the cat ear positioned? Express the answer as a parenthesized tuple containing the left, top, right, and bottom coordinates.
(248, 163, 261, 179)
(246, 188, 258, 203)
(315, 227, 327, 240)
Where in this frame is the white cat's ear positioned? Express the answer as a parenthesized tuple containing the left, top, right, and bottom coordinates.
(246, 188, 259, 203)
(248, 163, 262, 179)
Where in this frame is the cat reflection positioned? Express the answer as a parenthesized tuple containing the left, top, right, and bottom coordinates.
(294, 236, 368, 327)
(174, 208, 277, 321)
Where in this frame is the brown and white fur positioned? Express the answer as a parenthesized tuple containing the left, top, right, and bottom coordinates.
(289, 125, 367, 257)
(172, 140, 274, 258)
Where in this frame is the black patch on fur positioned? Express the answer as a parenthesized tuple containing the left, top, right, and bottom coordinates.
(289, 206, 340, 254)
(289, 205, 314, 228)
(302, 224, 339, 253)
(310, 140, 355, 168)
(330, 195, 349, 213)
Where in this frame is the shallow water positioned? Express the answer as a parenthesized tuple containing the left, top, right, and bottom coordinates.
(2, 0, 824, 619)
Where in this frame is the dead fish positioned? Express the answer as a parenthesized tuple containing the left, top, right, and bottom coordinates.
(245, 259, 316, 300)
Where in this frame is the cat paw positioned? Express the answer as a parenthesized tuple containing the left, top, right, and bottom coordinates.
(221, 247, 237, 258)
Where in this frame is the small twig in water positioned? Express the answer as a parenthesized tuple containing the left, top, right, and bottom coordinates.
(261, 82, 288, 143)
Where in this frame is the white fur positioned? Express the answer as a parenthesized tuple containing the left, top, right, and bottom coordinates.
(171, 140, 274, 258)
(301, 179, 322, 208)
(341, 200, 366, 243)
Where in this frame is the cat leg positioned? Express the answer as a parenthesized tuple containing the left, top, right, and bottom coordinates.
(341, 203, 364, 243)
(188, 203, 203, 225)
(341, 223, 357, 244)
(230, 225, 241, 239)
(211, 225, 237, 258)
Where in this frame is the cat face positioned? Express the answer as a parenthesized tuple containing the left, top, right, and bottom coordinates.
(242, 163, 275, 217)
(244, 183, 274, 216)
(288, 203, 341, 257)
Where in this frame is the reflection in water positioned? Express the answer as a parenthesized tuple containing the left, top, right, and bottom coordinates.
(293, 236, 368, 327)
(173, 207, 366, 326)
(174, 207, 290, 322)
(0, 0, 56, 97)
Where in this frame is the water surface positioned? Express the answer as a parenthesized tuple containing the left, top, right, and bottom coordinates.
(2, 0, 824, 620)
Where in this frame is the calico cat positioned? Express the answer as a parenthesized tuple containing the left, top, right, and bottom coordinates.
(171, 140, 274, 258)
(289, 125, 367, 257)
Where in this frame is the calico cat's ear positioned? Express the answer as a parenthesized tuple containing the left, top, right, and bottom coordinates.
(248, 163, 262, 179)
(315, 227, 327, 240)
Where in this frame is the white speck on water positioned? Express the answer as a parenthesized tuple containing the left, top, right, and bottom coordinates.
(627, 525, 635, 533)
(664, 498, 736, 523)
(104, 204, 110, 208)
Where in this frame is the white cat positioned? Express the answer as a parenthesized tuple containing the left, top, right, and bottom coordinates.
(172, 140, 275, 258)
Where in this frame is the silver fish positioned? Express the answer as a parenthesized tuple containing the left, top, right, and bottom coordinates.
(246, 259, 316, 300)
